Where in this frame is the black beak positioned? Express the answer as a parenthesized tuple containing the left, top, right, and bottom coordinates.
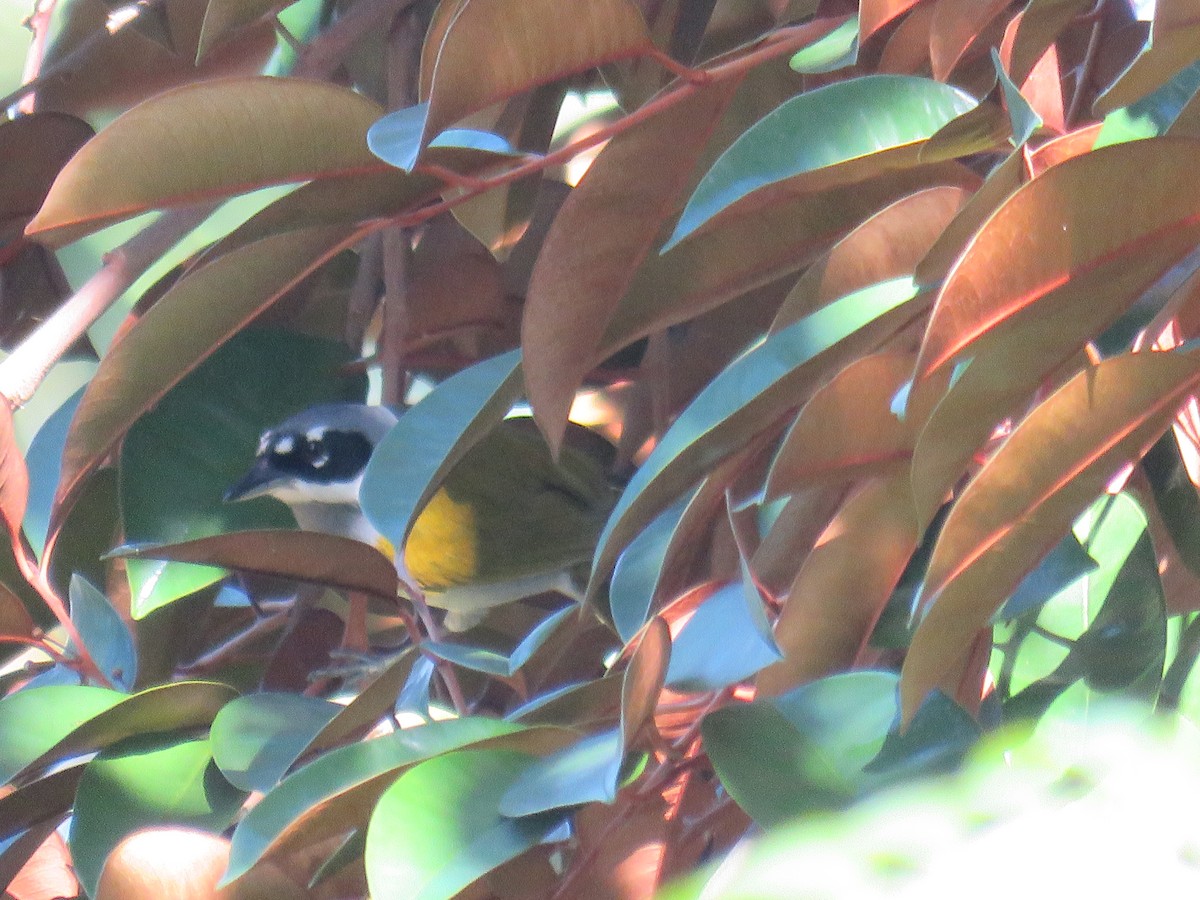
(223, 457, 279, 503)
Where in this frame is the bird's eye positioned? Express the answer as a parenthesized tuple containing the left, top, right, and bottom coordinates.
(270, 434, 296, 457)
(306, 437, 330, 469)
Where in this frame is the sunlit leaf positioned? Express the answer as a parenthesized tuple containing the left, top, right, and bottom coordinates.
(69, 735, 245, 897)
(365, 749, 562, 900)
(209, 693, 340, 792)
(665, 582, 781, 692)
(67, 577, 136, 692)
(789, 16, 858, 74)
(589, 276, 923, 594)
(901, 349, 1200, 719)
(915, 138, 1200, 382)
(417, 0, 652, 157)
(665, 76, 977, 250)
(366, 103, 520, 173)
(0, 685, 123, 785)
(26, 79, 382, 246)
(498, 728, 625, 816)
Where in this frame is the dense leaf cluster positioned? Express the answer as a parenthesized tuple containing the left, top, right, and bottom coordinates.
(3, 0, 1200, 897)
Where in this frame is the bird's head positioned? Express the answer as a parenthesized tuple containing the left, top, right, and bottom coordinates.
(225, 403, 399, 512)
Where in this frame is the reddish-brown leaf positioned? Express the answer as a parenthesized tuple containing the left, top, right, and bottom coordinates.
(757, 473, 919, 697)
(419, 0, 652, 153)
(1023, 123, 1102, 176)
(915, 138, 1200, 382)
(929, 0, 1012, 81)
(879, 1, 935, 74)
(622, 617, 670, 750)
(771, 186, 969, 333)
(860, 0, 925, 41)
(1005, 0, 1093, 85)
(901, 349, 1200, 719)
(523, 79, 740, 454)
(0, 401, 28, 545)
(112, 530, 399, 602)
(0, 114, 93, 247)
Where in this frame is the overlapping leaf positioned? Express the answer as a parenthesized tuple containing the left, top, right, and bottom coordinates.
(901, 349, 1200, 719)
(25, 79, 382, 246)
(915, 138, 1200, 382)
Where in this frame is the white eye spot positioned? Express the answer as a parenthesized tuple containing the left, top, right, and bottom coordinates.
(272, 434, 295, 455)
(305, 427, 326, 443)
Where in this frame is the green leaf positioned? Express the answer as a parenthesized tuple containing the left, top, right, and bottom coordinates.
(0, 685, 123, 785)
(609, 493, 693, 643)
(498, 728, 624, 816)
(665, 582, 781, 692)
(1096, 59, 1200, 147)
(664, 76, 976, 250)
(23, 383, 86, 557)
(119, 328, 366, 617)
(788, 16, 858, 74)
(991, 49, 1042, 145)
(995, 532, 1097, 621)
(866, 691, 980, 780)
(589, 276, 922, 595)
(1141, 429, 1200, 574)
(423, 606, 577, 678)
(365, 749, 562, 900)
(702, 671, 899, 826)
(69, 735, 246, 897)
(209, 693, 341, 793)
(68, 576, 137, 691)
(360, 350, 522, 551)
(224, 717, 538, 883)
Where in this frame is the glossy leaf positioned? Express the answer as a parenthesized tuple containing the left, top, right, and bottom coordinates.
(69, 735, 245, 897)
(915, 138, 1200, 381)
(609, 494, 693, 642)
(928, 0, 1011, 80)
(417, 0, 652, 156)
(996, 531, 1097, 621)
(602, 164, 979, 362)
(361, 350, 521, 550)
(0, 399, 27, 545)
(67, 577, 136, 692)
(901, 349, 1200, 718)
(866, 691, 981, 779)
(859, 0, 922, 41)
(765, 352, 924, 491)
(757, 474, 919, 697)
(223, 717, 542, 882)
(424, 606, 574, 678)
(771, 186, 968, 333)
(523, 80, 739, 453)
(665, 76, 977, 250)
(702, 671, 899, 826)
(196, 0, 301, 60)
(621, 617, 670, 751)
(56, 225, 356, 530)
(498, 728, 624, 816)
(665, 582, 781, 692)
(113, 530, 398, 605)
(5, 681, 237, 785)
(26, 78, 383, 246)
(505, 676, 623, 730)
(1007, 0, 1093, 85)
(209, 693, 341, 792)
(789, 17, 858, 74)
(0, 685, 123, 785)
(0, 765, 85, 844)
(365, 749, 561, 900)
(1095, 59, 1200, 148)
(589, 276, 923, 594)
(992, 49, 1043, 144)
(1094, 14, 1200, 115)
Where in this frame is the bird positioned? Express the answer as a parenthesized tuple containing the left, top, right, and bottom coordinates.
(224, 403, 618, 631)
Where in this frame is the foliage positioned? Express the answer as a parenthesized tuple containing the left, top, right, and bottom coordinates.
(3, 0, 1200, 897)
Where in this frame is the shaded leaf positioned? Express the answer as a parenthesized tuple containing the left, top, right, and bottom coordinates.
(756, 474, 919, 697)
(996, 531, 1097, 621)
(665, 76, 977, 250)
(0, 766, 85, 844)
(67, 576, 136, 692)
(69, 735, 245, 897)
(209, 693, 341, 792)
(366, 103, 520, 173)
(609, 493, 694, 643)
(1094, 13, 1200, 115)
(417, 0, 652, 156)
(26, 79, 382, 247)
(859, 0, 923, 41)
(113, 531, 398, 606)
(992, 48, 1043, 144)
(0, 400, 27, 545)
(196, 0, 301, 60)
(866, 691, 981, 779)
(1007, 0, 1093, 85)
(1096, 58, 1200, 147)
(701, 671, 899, 826)
(915, 138, 1200, 382)
(665, 582, 781, 692)
(365, 749, 562, 900)
(589, 276, 924, 594)
(0, 113, 93, 246)
(505, 676, 623, 730)
(55, 225, 357, 530)
(524, 79, 739, 453)
(928, 0, 1011, 81)
(901, 349, 1200, 719)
